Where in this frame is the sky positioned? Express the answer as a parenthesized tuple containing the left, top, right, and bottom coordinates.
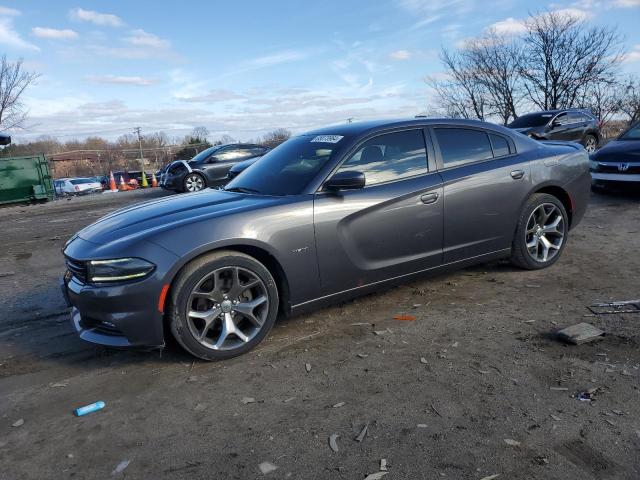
(1, 0, 640, 144)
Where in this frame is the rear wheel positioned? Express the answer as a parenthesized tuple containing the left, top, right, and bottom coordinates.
(183, 173, 206, 192)
(582, 134, 597, 153)
(510, 193, 568, 270)
(168, 251, 279, 360)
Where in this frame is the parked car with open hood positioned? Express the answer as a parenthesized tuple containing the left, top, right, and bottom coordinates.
(62, 118, 590, 360)
(161, 144, 269, 193)
(590, 121, 640, 190)
(508, 109, 601, 152)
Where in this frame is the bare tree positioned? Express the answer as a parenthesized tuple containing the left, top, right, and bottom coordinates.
(520, 11, 623, 111)
(0, 56, 40, 130)
(463, 31, 525, 125)
(262, 128, 291, 148)
(580, 80, 621, 125)
(191, 126, 209, 143)
(618, 75, 640, 124)
(426, 48, 490, 120)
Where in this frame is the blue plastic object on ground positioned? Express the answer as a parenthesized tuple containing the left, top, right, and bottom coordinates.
(75, 401, 105, 416)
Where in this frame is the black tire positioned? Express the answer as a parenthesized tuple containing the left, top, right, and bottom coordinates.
(510, 193, 569, 270)
(183, 172, 206, 193)
(168, 250, 279, 360)
(582, 134, 598, 153)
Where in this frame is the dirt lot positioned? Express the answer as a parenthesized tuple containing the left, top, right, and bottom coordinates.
(0, 188, 639, 480)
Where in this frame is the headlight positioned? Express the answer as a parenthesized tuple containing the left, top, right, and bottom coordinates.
(87, 258, 155, 282)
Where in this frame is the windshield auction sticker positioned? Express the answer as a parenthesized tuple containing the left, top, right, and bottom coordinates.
(310, 135, 343, 143)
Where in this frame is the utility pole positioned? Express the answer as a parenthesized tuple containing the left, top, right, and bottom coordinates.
(134, 127, 148, 187)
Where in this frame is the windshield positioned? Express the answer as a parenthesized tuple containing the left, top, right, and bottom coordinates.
(509, 113, 554, 129)
(225, 135, 339, 195)
(70, 178, 96, 185)
(188, 145, 223, 163)
(619, 123, 640, 140)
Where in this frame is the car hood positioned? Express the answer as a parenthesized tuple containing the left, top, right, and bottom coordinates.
(592, 140, 640, 162)
(76, 189, 287, 246)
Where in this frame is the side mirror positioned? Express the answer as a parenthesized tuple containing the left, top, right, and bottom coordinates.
(324, 171, 365, 190)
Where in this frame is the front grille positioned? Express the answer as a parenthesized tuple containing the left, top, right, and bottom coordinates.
(65, 257, 87, 283)
(598, 164, 640, 175)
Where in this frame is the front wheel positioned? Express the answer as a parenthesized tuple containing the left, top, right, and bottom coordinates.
(168, 251, 279, 360)
(183, 173, 206, 192)
(582, 134, 597, 153)
(510, 193, 568, 270)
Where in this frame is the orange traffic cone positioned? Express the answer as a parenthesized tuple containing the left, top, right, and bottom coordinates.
(119, 175, 127, 191)
(151, 172, 158, 188)
(106, 171, 118, 193)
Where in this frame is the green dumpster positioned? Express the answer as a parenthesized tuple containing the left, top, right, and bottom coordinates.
(0, 154, 54, 205)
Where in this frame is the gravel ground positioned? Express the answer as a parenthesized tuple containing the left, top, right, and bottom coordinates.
(0, 188, 639, 480)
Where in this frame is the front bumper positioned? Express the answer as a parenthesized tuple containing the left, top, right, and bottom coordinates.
(591, 172, 640, 182)
(160, 172, 184, 190)
(61, 273, 166, 348)
(61, 236, 178, 349)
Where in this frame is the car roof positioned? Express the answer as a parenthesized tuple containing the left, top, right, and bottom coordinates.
(302, 117, 515, 138)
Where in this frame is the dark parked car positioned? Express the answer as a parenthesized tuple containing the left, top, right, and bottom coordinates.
(61, 118, 590, 360)
(508, 109, 601, 152)
(590, 121, 640, 190)
(161, 144, 268, 193)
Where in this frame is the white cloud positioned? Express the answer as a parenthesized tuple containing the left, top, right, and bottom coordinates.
(0, 17, 40, 51)
(0, 6, 20, 16)
(488, 17, 526, 35)
(125, 29, 170, 48)
(614, 0, 640, 6)
(551, 7, 593, 21)
(623, 44, 640, 63)
(177, 89, 246, 103)
(86, 75, 156, 86)
(389, 50, 412, 60)
(69, 8, 123, 27)
(32, 27, 78, 40)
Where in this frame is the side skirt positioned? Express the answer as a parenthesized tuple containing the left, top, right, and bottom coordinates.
(290, 248, 511, 316)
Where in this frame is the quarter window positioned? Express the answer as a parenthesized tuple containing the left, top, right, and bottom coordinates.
(435, 128, 493, 167)
(336, 130, 429, 186)
(489, 134, 511, 157)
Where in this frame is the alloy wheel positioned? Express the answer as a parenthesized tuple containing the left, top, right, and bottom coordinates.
(525, 203, 565, 263)
(185, 174, 204, 192)
(186, 266, 269, 351)
(584, 136, 597, 153)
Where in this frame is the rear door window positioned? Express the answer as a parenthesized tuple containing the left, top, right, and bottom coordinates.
(489, 134, 511, 157)
(336, 129, 428, 186)
(434, 128, 493, 167)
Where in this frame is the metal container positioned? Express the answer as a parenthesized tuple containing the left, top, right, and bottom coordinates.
(0, 154, 54, 205)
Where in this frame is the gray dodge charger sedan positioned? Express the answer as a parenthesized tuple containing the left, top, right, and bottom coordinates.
(62, 118, 590, 360)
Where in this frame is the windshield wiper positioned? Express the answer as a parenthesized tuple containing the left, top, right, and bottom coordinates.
(224, 186, 262, 194)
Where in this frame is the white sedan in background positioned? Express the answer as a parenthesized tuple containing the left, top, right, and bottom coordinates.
(54, 178, 103, 196)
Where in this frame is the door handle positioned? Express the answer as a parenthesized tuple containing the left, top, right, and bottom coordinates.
(510, 170, 525, 180)
(420, 192, 439, 204)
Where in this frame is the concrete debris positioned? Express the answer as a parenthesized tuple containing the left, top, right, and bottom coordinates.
(355, 424, 368, 442)
(557, 323, 604, 345)
(416, 424, 428, 428)
(0, 271, 15, 277)
(111, 460, 130, 475)
(332, 402, 345, 408)
(504, 439, 521, 447)
(258, 461, 277, 474)
(550, 414, 561, 421)
(380, 459, 388, 471)
(49, 382, 68, 388)
(357, 354, 369, 359)
(363, 472, 388, 480)
(283, 397, 296, 403)
(621, 370, 633, 376)
(305, 363, 312, 373)
(12, 419, 24, 428)
(549, 387, 569, 391)
(194, 403, 207, 412)
(420, 357, 428, 364)
(241, 397, 255, 404)
(328, 434, 339, 452)
(480, 475, 500, 480)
